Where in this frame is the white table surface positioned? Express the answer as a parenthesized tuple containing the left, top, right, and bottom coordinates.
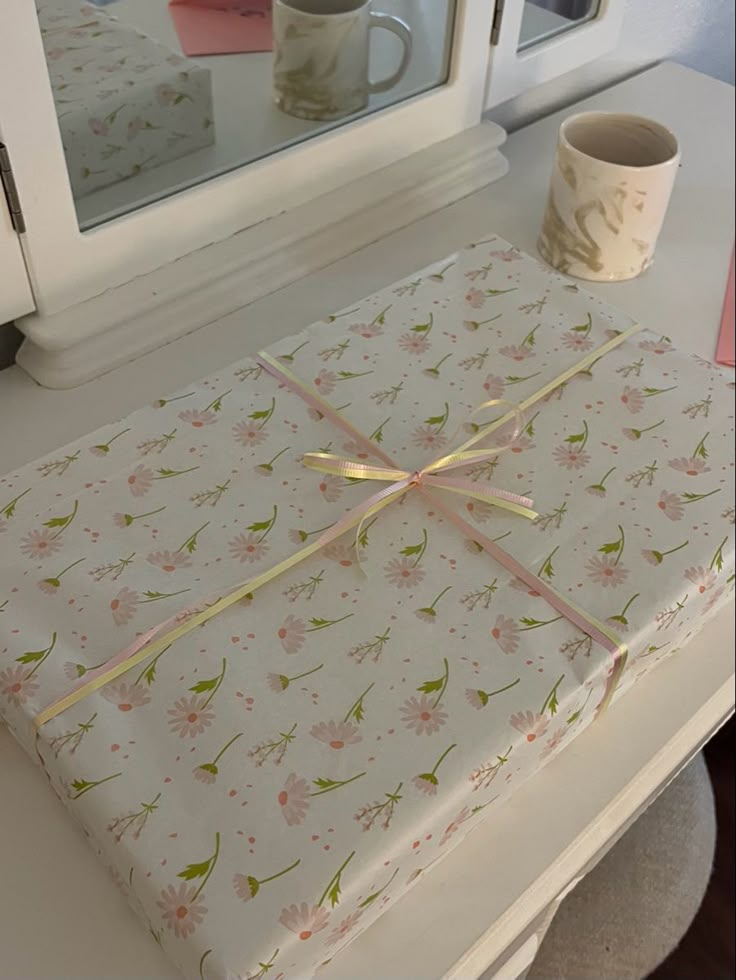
(1, 62, 734, 980)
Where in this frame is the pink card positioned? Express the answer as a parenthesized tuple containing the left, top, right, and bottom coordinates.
(169, 0, 272, 57)
(715, 249, 734, 367)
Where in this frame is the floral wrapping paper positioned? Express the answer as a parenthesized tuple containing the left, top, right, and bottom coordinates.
(38, 0, 214, 200)
(1, 235, 734, 980)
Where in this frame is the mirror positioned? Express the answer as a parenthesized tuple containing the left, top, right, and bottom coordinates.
(37, 0, 456, 230)
(519, 0, 599, 51)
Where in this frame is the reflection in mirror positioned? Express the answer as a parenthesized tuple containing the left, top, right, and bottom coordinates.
(519, 0, 599, 51)
(37, 0, 456, 230)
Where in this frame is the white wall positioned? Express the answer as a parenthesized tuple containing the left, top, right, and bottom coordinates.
(490, 0, 735, 131)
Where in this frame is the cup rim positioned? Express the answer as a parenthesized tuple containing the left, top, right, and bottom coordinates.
(559, 111, 680, 172)
(275, 0, 369, 17)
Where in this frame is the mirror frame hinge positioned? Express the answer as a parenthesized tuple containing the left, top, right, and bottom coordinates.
(490, 0, 505, 45)
(0, 142, 26, 234)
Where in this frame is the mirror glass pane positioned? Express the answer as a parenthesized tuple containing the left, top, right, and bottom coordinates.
(518, 0, 599, 51)
(37, 0, 456, 230)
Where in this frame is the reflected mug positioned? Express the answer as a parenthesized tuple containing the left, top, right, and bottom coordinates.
(538, 112, 680, 282)
(273, 0, 412, 121)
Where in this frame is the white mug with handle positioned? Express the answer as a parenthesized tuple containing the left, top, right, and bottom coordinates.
(273, 0, 412, 121)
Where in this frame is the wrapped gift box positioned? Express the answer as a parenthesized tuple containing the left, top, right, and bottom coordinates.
(1, 236, 733, 980)
(38, 0, 214, 199)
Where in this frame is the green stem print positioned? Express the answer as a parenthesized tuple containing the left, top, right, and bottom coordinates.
(291, 523, 334, 544)
(91, 553, 135, 581)
(117, 506, 166, 527)
(108, 793, 162, 842)
(534, 501, 567, 531)
(248, 506, 278, 542)
(627, 460, 658, 489)
(358, 868, 400, 908)
(617, 357, 644, 379)
(656, 595, 688, 631)
(155, 391, 194, 408)
(38, 452, 80, 478)
(486, 287, 517, 298)
(541, 675, 565, 716)
(354, 783, 403, 830)
(66, 657, 110, 679)
(256, 449, 290, 475)
(506, 371, 541, 386)
(417, 658, 450, 709)
(643, 540, 689, 566)
(642, 385, 678, 398)
(16, 631, 57, 678)
(195, 733, 243, 782)
(415, 585, 452, 622)
(199, 949, 212, 980)
(310, 772, 366, 798)
(357, 516, 379, 550)
(519, 615, 563, 631)
(370, 305, 391, 326)
(467, 677, 521, 709)
(710, 537, 728, 572)
(243, 948, 279, 980)
(371, 381, 404, 404)
(278, 341, 309, 363)
(134, 644, 173, 687)
(464, 314, 501, 332)
(49, 713, 97, 757)
(623, 420, 664, 440)
(178, 523, 209, 555)
(459, 347, 490, 371)
(424, 354, 452, 378)
(461, 578, 498, 611)
(680, 489, 721, 505)
(191, 480, 230, 508)
(249, 724, 298, 767)
(370, 419, 390, 444)
(400, 528, 428, 567)
(318, 851, 356, 908)
(270, 664, 324, 691)
(1, 487, 30, 520)
(429, 262, 455, 282)
(587, 467, 616, 496)
(234, 858, 301, 901)
(249, 398, 276, 429)
(344, 683, 374, 724)
(409, 312, 434, 337)
(283, 571, 324, 603)
(325, 307, 360, 323)
(348, 628, 391, 665)
(177, 832, 220, 901)
(608, 593, 640, 629)
(40, 557, 85, 592)
(200, 390, 230, 414)
(570, 312, 592, 338)
(414, 743, 456, 792)
(599, 525, 626, 565)
(305, 613, 354, 634)
(138, 430, 177, 455)
(69, 771, 122, 800)
(153, 466, 200, 481)
(683, 395, 712, 419)
(43, 499, 79, 539)
(566, 689, 593, 725)
(520, 323, 540, 348)
(189, 658, 227, 709)
(139, 589, 190, 605)
(565, 420, 589, 452)
(91, 428, 130, 455)
(470, 746, 513, 791)
(424, 403, 450, 434)
(537, 547, 559, 581)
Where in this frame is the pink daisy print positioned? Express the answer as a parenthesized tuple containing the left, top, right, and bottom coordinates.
(464, 500, 495, 524)
(561, 331, 595, 352)
(540, 726, 568, 759)
(684, 566, 718, 593)
(157, 883, 207, 939)
(278, 773, 311, 826)
(704, 587, 727, 614)
(278, 615, 306, 653)
(109, 587, 139, 626)
(510, 710, 549, 743)
(383, 558, 425, 589)
(318, 475, 343, 503)
(147, 550, 192, 573)
(552, 444, 591, 470)
(313, 370, 337, 395)
(279, 903, 330, 941)
(310, 720, 362, 749)
(491, 615, 520, 654)
(0, 666, 39, 707)
(657, 491, 684, 521)
(349, 322, 383, 339)
(585, 555, 629, 588)
(178, 409, 217, 428)
(482, 374, 506, 399)
(398, 333, 431, 355)
(167, 696, 215, 738)
(101, 681, 151, 712)
(640, 336, 674, 354)
(620, 387, 645, 414)
(324, 542, 356, 568)
(20, 529, 63, 560)
(326, 911, 363, 947)
(127, 465, 154, 497)
(400, 695, 448, 735)
(229, 532, 269, 563)
(668, 456, 711, 477)
(466, 288, 486, 309)
(232, 421, 268, 448)
(499, 344, 534, 362)
(411, 426, 448, 452)
(440, 806, 473, 846)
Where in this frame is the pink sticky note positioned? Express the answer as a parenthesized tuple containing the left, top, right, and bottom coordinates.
(715, 249, 734, 367)
(169, 0, 272, 57)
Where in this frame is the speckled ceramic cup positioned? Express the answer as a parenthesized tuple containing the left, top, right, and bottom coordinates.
(538, 112, 680, 282)
(273, 0, 412, 121)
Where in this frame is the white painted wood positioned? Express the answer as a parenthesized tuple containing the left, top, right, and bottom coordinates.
(485, 0, 625, 109)
(0, 0, 493, 317)
(15, 122, 507, 387)
(0, 169, 34, 324)
(0, 64, 733, 980)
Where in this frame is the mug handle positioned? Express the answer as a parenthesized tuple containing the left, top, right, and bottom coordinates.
(368, 12, 412, 94)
